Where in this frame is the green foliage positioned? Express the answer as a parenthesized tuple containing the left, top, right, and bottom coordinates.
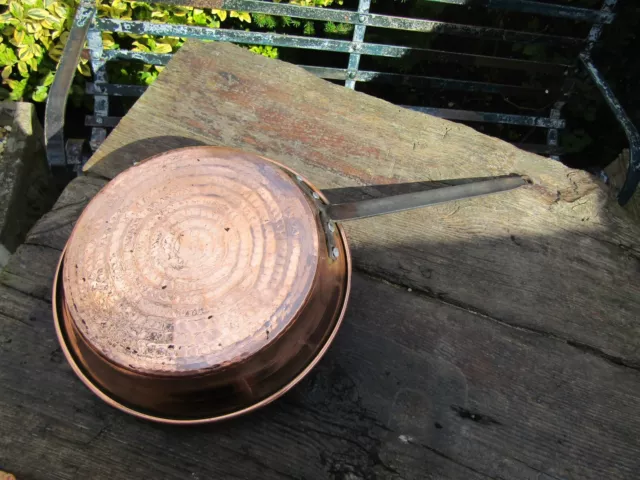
(0, 0, 78, 102)
(324, 21, 352, 36)
(248, 45, 278, 59)
(0, 0, 342, 102)
(303, 20, 315, 36)
(252, 13, 277, 30)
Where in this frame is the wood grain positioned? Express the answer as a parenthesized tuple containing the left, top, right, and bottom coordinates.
(1, 40, 640, 480)
(86, 41, 640, 366)
(0, 191, 638, 479)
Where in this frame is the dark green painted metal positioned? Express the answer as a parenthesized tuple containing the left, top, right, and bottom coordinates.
(46, 0, 638, 207)
(167, 0, 583, 45)
(90, 63, 554, 98)
(405, 106, 565, 129)
(103, 49, 171, 65)
(84, 115, 121, 128)
(160, 0, 612, 23)
(45, 0, 95, 166)
(95, 19, 569, 74)
(581, 53, 640, 205)
(86, 83, 147, 96)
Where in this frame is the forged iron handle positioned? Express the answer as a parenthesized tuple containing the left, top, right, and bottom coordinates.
(44, 0, 95, 167)
(325, 175, 527, 222)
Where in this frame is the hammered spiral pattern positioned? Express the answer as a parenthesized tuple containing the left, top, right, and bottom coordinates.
(62, 148, 319, 375)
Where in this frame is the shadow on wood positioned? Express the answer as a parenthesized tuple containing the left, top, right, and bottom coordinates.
(0, 178, 639, 479)
(90, 136, 208, 174)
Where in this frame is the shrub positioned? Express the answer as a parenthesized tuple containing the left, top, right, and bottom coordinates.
(0, 0, 346, 103)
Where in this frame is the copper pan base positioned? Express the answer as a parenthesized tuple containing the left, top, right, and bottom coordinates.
(53, 237, 350, 424)
(53, 168, 352, 425)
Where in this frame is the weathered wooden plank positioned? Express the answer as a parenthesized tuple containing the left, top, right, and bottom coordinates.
(0, 244, 59, 301)
(0, 177, 107, 303)
(51, 175, 107, 210)
(84, 41, 640, 366)
(1, 41, 638, 480)
(0, 281, 50, 328)
(0, 176, 106, 306)
(26, 176, 107, 251)
(0, 102, 57, 255)
(0, 272, 638, 479)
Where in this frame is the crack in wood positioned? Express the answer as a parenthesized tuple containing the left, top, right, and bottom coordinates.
(51, 198, 91, 212)
(0, 311, 36, 329)
(450, 405, 502, 426)
(402, 436, 501, 480)
(0, 280, 52, 305)
(356, 268, 640, 372)
(23, 240, 63, 252)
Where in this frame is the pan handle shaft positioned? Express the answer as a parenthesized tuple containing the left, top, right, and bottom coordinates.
(325, 176, 527, 222)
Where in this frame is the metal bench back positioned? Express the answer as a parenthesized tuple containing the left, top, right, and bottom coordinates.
(45, 0, 640, 204)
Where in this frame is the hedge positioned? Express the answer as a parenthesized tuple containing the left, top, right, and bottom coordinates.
(0, 0, 345, 103)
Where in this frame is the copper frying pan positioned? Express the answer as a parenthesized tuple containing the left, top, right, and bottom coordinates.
(53, 146, 525, 424)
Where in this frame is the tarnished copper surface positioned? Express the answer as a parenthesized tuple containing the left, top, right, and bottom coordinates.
(62, 147, 320, 376)
(54, 146, 352, 423)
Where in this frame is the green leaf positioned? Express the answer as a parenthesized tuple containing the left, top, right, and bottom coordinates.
(27, 8, 48, 20)
(54, 4, 67, 18)
(192, 12, 208, 26)
(22, 34, 35, 46)
(249, 45, 278, 59)
(7, 77, 27, 100)
(77, 60, 90, 76)
(39, 35, 50, 49)
(132, 40, 150, 52)
(47, 42, 64, 61)
(30, 43, 42, 58)
(9, 1, 24, 20)
(1, 65, 12, 81)
(212, 9, 227, 21)
(32, 85, 48, 102)
(17, 60, 28, 76)
(230, 11, 251, 23)
(171, 7, 188, 17)
(41, 70, 55, 86)
(102, 32, 116, 49)
(18, 46, 33, 61)
(0, 45, 18, 66)
(13, 28, 25, 46)
(153, 43, 172, 54)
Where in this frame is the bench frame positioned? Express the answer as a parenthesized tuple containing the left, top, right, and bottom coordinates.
(44, 0, 640, 204)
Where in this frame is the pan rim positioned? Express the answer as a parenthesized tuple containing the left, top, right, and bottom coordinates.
(52, 149, 352, 424)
